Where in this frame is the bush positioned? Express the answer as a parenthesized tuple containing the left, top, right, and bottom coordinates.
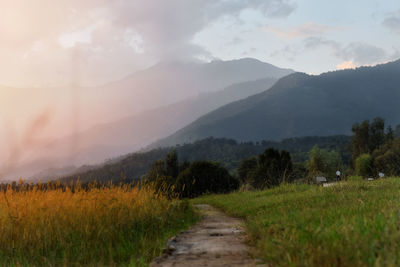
(307, 146, 342, 179)
(175, 161, 239, 198)
(374, 138, 400, 176)
(355, 153, 374, 177)
(237, 157, 257, 184)
(240, 148, 293, 189)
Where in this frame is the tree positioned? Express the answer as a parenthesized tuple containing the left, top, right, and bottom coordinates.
(175, 161, 239, 198)
(355, 154, 374, 177)
(144, 160, 166, 182)
(369, 117, 385, 152)
(307, 146, 325, 176)
(350, 117, 387, 164)
(351, 120, 370, 162)
(280, 150, 293, 182)
(237, 157, 257, 184)
(165, 150, 179, 178)
(144, 151, 182, 195)
(245, 148, 293, 189)
(385, 125, 394, 143)
(374, 138, 400, 176)
(394, 124, 400, 138)
(307, 146, 342, 179)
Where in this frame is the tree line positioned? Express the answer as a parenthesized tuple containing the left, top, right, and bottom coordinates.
(144, 117, 400, 197)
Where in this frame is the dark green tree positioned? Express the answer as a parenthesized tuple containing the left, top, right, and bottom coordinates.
(237, 157, 257, 184)
(355, 153, 374, 177)
(144, 160, 166, 182)
(386, 125, 395, 143)
(351, 120, 371, 163)
(165, 150, 179, 178)
(175, 161, 239, 198)
(395, 125, 400, 138)
(374, 138, 400, 176)
(350, 117, 387, 165)
(369, 117, 386, 152)
(307, 145, 342, 179)
(179, 160, 191, 173)
(280, 150, 293, 182)
(248, 148, 293, 189)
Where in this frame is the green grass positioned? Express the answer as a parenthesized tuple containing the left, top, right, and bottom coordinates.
(194, 178, 400, 266)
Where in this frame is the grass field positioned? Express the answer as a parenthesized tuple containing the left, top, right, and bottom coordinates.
(194, 178, 400, 266)
(0, 182, 198, 266)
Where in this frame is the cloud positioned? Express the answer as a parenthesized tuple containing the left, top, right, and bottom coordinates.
(383, 10, 400, 34)
(303, 37, 340, 50)
(270, 36, 340, 61)
(336, 61, 356, 70)
(271, 36, 397, 70)
(263, 22, 335, 38)
(335, 42, 387, 65)
(0, 0, 296, 87)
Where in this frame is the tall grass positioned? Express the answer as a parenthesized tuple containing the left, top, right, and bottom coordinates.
(195, 178, 400, 266)
(0, 181, 197, 266)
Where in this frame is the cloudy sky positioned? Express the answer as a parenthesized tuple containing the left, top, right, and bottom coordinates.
(1, 0, 399, 87)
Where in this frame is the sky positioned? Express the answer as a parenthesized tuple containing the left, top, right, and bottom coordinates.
(0, 0, 399, 87)
(0, 0, 400, 178)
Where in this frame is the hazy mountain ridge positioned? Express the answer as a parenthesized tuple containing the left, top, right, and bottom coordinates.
(153, 59, 400, 147)
(86, 58, 294, 118)
(26, 77, 281, 180)
(2, 58, 293, 180)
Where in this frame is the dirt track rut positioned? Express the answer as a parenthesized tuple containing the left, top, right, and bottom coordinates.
(151, 204, 262, 267)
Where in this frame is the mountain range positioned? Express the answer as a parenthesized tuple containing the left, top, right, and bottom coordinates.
(154, 60, 400, 147)
(1, 58, 293, 180)
(41, 77, 282, 165)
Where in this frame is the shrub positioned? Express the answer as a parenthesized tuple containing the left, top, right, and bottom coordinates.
(307, 146, 342, 179)
(175, 161, 239, 198)
(355, 153, 374, 177)
(240, 148, 293, 189)
(374, 138, 400, 176)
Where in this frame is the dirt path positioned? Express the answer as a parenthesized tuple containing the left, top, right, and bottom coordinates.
(151, 204, 261, 267)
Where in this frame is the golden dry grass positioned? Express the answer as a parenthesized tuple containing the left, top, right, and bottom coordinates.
(0, 181, 197, 266)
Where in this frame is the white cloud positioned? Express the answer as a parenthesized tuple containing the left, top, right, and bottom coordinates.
(271, 36, 397, 70)
(0, 0, 296, 87)
(383, 10, 400, 34)
(335, 42, 387, 65)
(263, 22, 335, 39)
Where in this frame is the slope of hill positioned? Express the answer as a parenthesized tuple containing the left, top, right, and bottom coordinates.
(154, 60, 400, 146)
(83, 58, 294, 119)
(58, 135, 350, 184)
(2, 58, 293, 180)
(44, 77, 280, 163)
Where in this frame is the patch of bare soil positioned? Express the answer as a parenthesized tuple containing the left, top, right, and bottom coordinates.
(151, 204, 263, 267)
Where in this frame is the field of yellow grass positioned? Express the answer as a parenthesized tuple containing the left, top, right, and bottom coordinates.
(0, 181, 197, 266)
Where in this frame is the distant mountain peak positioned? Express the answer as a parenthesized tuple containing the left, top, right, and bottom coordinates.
(154, 59, 400, 147)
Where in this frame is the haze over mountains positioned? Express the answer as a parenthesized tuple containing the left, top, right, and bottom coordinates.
(82, 58, 294, 120)
(155, 59, 400, 147)
(5, 57, 400, 181)
(1, 58, 293, 180)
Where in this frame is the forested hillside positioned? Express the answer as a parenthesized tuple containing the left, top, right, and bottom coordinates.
(59, 135, 350, 184)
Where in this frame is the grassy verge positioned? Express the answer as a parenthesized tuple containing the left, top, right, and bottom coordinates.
(0, 183, 198, 266)
(194, 178, 400, 266)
